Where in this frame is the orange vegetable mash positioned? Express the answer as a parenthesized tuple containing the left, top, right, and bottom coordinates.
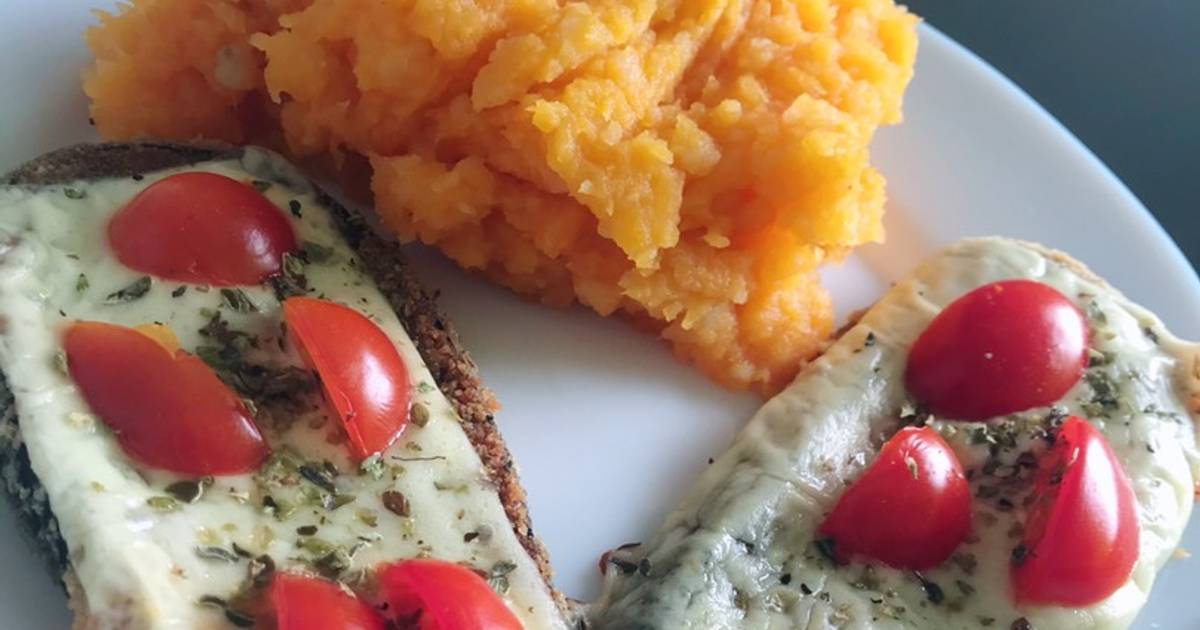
(84, 0, 918, 394)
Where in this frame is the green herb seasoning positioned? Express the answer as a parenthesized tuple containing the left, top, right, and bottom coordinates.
(271, 252, 309, 299)
(1083, 371, 1120, 417)
(198, 313, 316, 402)
(302, 241, 335, 263)
(357, 508, 379, 527)
(63, 187, 86, 200)
(608, 557, 638, 575)
(195, 546, 240, 563)
(258, 451, 301, 485)
(75, 273, 89, 293)
(1010, 544, 1029, 567)
(195, 345, 233, 372)
(105, 276, 152, 304)
(298, 536, 335, 556)
(147, 496, 182, 512)
(410, 402, 431, 428)
(733, 588, 750, 612)
(171, 285, 188, 298)
(324, 493, 356, 511)
(919, 578, 945, 605)
(877, 601, 906, 620)
(814, 538, 838, 564)
(52, 351, 69, 376)
(298, 463, 337, 493)
(221, 288, 257, 313)
(198, 595, 227, 609)
(224, 609, 255, 628)
(1087, 348, 1115, 367)
(433, 480, 468, 493)
(288, 200, 302, 217)
(248, 554, 275, 587)
(262, 495, 296, 521)
(165, 476, 214, 504)
(1086, 301, 1108, 325)
(381, 490, 410, 517)
(488, 560, 518, 594)
(359, 453, 386, 479)
(198, 596, 256, 628)
(312, 548, 354, 580)
(251, 180, 273, 192)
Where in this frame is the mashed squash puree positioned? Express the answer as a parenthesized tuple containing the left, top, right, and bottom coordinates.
(85, 0, 918, 394)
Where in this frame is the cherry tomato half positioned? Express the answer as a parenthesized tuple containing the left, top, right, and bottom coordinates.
(64, 321, 269, 475)
(270, 573, 385, 630)
(283, 297, 411, 461)
(818, 426, 972, 570)
(379, 559, 524, 630)
(1013, 416, 1139, 606)
(906, 280, 1088, 420)
(108, 172, 297, 285)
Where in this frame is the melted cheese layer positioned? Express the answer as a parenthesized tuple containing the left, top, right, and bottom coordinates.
(0, 149, 565, 629)
(589, 238, 1200, 629)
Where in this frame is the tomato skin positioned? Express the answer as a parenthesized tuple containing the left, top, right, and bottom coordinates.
(905, 280, 1088, 420)
(379, 559, 524, 630)
(64, 322, 268, 475)
(818, 426, 972, 570)
(1013, 416, 1139, 606)
(282, 298, 411, 461)
(270, 573, 385, 630)
(108, 172, 297, 285)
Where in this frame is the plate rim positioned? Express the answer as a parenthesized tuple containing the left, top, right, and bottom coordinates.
(915, 23, 1199, 292)
(0, 6, 1197, 628)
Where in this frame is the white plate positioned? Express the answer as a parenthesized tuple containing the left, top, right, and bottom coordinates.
(1, 4, 1197, 627)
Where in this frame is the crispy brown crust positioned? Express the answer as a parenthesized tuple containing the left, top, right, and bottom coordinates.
(64, 571, 91, 630)
(3, 141, 561, 616)
(3, 141, 242, 185)
(1015, 238, 1111, 289)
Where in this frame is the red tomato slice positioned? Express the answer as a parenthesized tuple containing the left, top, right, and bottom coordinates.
(64, 321, 268, 475)
(270, 573, 385, 630)
(282, 297, 411, 461)
(905, 280, 1088, 420)
(379, 559, 524, 630)
(818, 426, 972, 570)
(108, 172, 297, 285)
(1013, 416, 1139, 605)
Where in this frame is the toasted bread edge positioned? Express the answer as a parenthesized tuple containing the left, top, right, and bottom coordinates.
(2, 141, 564, 624)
